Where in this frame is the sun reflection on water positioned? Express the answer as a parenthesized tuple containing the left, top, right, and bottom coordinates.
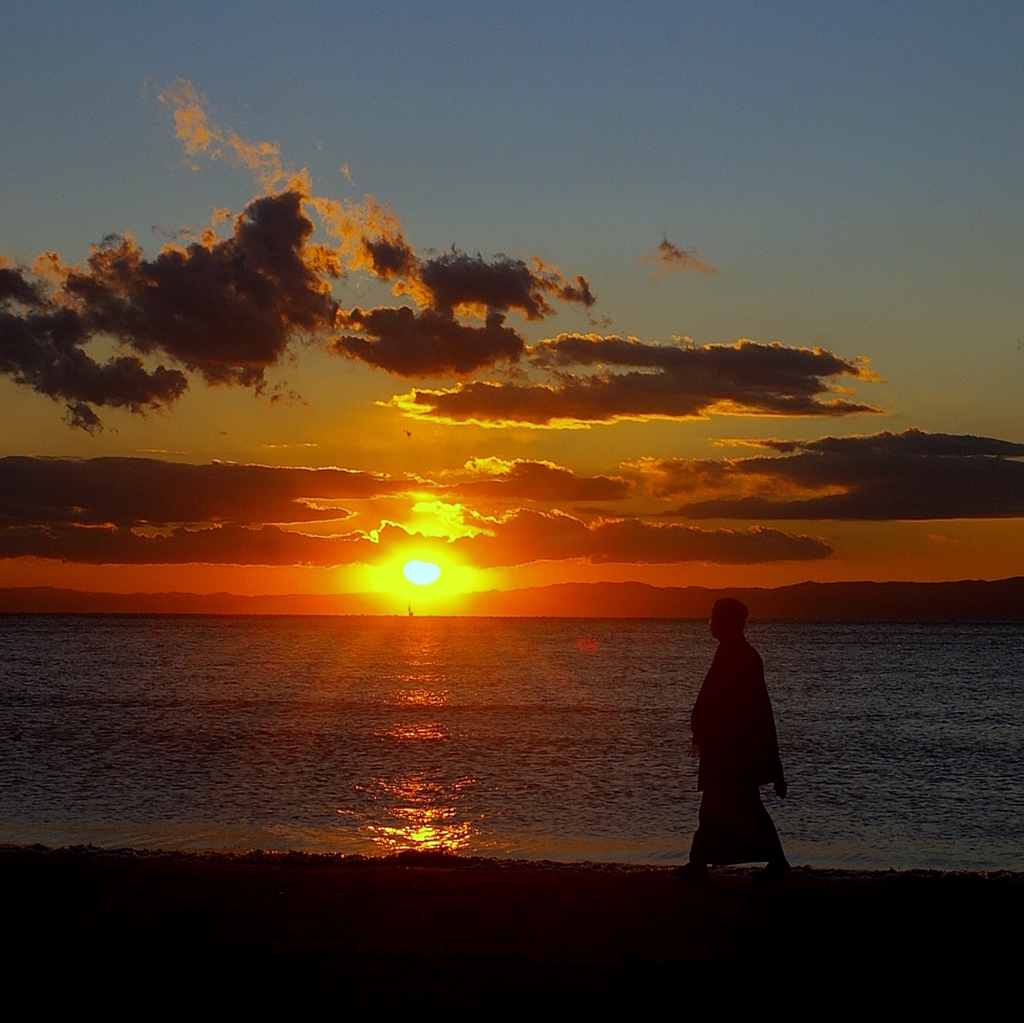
(339, 625, 480, 853)
(378, 722, 449, 741)
(388, 687, 450, 708)
(355, 774, 477, 853)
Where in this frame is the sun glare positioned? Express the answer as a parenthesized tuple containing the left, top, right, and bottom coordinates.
(403, 560, 441, 586)
(349, 555, 481, 610)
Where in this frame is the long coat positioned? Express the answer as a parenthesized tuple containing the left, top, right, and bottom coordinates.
(691, 637, 784, 792)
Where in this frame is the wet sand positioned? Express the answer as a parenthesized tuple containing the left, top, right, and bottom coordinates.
(4, 846, 1020, 1009)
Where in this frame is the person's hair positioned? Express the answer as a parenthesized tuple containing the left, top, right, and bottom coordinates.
(712, 597, 749, 630)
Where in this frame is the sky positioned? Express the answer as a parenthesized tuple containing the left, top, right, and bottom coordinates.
(1, 2, 1022, 609)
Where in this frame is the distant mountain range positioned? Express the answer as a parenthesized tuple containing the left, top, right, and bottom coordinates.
(2, 577, 1022, 619)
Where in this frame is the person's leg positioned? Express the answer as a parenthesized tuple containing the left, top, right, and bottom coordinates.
(677, 791, 712, 880)
(683, 828, 708, 876)
(763, 806, 788, 867)
(753, 798, 790, 882)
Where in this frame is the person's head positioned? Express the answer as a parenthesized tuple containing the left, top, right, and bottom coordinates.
(710, 597, 748, 641)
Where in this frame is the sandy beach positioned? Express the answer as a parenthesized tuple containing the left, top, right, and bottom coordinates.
(4, 846, 1019, 1009)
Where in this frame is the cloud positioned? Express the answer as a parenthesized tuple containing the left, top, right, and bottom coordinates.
(332, 252, 595, 378)
(157, 81, 422, 294)
(361, 234, 418, 280)
(157, 79, 304, 193)
(0, 520, 374, 566)
(1, 268, 188, 430)
(0, 456, 398, 528)
(1, 191, 339, 427)
(0, 506, 830, 568)
(392, 335, 881, 426)
(439, 458, 632, 502)
(443, 510, 831, 567)
(641, 237, 719, 277)
(0, 456, 828, 567)
(639, 429, 1024, 519)
(417, 252, 594, 319)
(333, 306, 524, 377)
(67, 191, 338, 386)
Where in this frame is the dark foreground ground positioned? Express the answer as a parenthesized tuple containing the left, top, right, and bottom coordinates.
(3, 846, 1020, 1010)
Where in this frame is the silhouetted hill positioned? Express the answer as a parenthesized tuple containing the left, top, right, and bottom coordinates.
(1, 577, 1022, 619)
(0, 588, 388, 616)
(459, 578, 1024, 619)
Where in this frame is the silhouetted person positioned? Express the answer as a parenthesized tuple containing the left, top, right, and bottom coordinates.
(681, 597, 790, 882)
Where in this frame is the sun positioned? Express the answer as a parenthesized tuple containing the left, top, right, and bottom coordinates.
(403, 560, 441, 586)
(349, 555, 480, 610)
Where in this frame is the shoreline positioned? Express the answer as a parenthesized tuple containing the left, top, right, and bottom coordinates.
(6, 845, 1021, 1006)
(6, 841, 1023, 878)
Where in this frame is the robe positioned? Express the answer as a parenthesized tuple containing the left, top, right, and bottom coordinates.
(689, 637, 786, 866)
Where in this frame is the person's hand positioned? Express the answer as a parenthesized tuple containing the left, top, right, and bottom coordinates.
(774, 778, 788, 798)
(688, 744, 701, 759)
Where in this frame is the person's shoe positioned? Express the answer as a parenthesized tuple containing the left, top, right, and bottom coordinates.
(675, 862, 707, 883)
(752, 858, 791, 885)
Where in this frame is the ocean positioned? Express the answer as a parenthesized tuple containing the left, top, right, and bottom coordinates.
(1, 615, 1021, 870)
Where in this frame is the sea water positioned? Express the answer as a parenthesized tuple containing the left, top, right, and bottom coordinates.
(1, 615, 1021, 869)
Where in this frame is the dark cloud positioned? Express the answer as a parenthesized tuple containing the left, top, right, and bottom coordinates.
(66, 190, 337, 386)
(641, 237, 719, 277)
(333, 252, 595, 378)
(393, 336, 880, 425)
(0, 266, 41, 304)
(361, 234, 417, 280)
(1, 191, 338, 428)
(333, 307, 524, 377)
(1, 267, 189, 431)
(418, 252, 594, 319)
(0, 521, 372, 566)
(0, 456, 397, 528)
(0, 507, 830, 568)
(444, 511, 831, 567)
(0, 456, 827, 567)
(644, 429, 1024, 520)
(530, 334, 870, 384)
(441, 459, 632, 502)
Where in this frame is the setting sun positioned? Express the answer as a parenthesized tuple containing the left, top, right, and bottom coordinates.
(403, 560, 441, 586)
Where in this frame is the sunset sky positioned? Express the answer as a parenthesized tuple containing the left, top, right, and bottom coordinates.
(2, 3, 1022, 609)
